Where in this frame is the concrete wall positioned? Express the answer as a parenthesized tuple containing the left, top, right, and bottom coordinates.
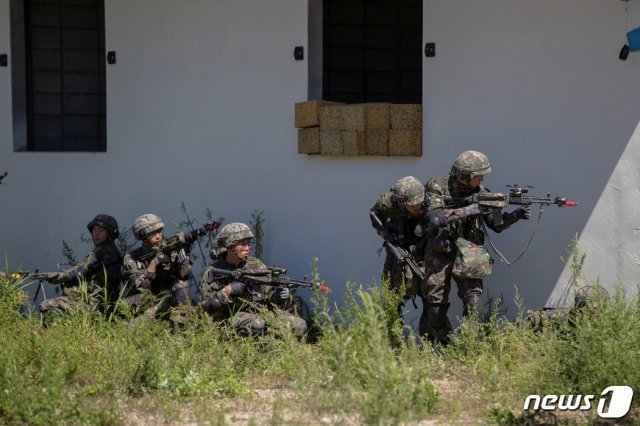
(1, 0, 639, 323)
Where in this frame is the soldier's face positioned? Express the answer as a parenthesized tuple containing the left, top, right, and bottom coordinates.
(91, 225, 109, 246)
(145, 228, 163, 246)
(460, 175, 484, 188)
(405, 203, 423, 216)
(227, 238, 251, 265)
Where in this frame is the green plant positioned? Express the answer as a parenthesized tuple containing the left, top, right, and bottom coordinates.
(302, 283, 438, 423)
(249, 209, 265, 259)
(61, 240, 77, 265)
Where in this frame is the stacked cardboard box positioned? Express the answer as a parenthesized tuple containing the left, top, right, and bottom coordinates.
(295, 100, 422, 156)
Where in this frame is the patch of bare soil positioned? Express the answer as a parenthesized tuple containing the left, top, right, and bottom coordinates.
(121, 378, 485, 425)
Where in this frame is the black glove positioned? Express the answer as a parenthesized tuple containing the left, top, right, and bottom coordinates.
(385, 232, 399, 244)
(154, 252, 171, 265)
(514, 206, 532, 220)
(426, 210, 448, 229)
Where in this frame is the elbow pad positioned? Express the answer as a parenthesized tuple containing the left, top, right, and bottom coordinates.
(229, 281, 246, 296)
(203, 297, 223, 313)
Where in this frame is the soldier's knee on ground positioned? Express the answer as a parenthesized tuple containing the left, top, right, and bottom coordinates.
(233, 313, 266, 336)
(278, 311, 307, 338)
(172, 281, 191, 306)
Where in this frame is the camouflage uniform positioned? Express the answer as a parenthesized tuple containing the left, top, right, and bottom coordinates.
(371, 176, 429, 334)
(123, 214, 194, 318)
(422, 151, 528, 343)
(200, 223, 307, 337)
(526, 283, 610, 331)
(40, 215, 123, 317)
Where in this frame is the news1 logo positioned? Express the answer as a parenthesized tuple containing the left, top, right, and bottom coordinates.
(524, 386, 634, 419)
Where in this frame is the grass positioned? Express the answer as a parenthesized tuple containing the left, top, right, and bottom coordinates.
(1, 268, 639, 425)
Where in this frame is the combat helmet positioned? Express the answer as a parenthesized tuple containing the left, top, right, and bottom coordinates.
(132, 213, 165, 240)
(574, 284, 610, 309)
(87, 214, 120, 239)
(391, 176, 425, 206)
(451, 150, 492, 179)
(217, 223, 254, 249)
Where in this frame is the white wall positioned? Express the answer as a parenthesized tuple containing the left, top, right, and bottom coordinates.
(1, 0, 639, 322)
(423, 0, 640, 314)
(0, 0, 423, 313)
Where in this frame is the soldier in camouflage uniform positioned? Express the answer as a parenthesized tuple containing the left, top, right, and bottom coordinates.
(526, 282, 610, 331)
(199, 223, 307, 337)
(39, 214, 123, 318)
(422, 151, 532, 344)
(124, 213, 195, 318)
(370, 176, 429, 333)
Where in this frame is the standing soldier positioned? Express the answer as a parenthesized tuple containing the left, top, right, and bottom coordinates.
(199, 223, 307, 337)
(370, 176, 429, 334)
(422, 151, 531, 345)
(39, 214, 123, 318)
(124, 213, 196, 318)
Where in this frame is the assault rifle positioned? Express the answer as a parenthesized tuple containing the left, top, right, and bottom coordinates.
(139, 221, 220, 262)
(207, 266, 329, 291)
(369, 211, 425, 281)
(443, 185, 577, 226)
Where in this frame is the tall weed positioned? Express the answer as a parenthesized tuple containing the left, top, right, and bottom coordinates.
(302, 282, 438, 424)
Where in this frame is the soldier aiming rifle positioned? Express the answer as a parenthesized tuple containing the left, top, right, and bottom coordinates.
(200, 223, 309, 337)
(124, 214, 220, 319)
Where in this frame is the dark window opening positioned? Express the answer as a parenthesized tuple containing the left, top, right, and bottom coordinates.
(323, 0, 422, 104)
(20, 0, 106, 152)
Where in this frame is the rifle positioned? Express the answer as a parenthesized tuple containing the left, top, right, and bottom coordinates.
(370, 211, 425, 282)
(139, 221, 220, 262)
(207, 266, 329, 291)
(443, 184, 577, 226)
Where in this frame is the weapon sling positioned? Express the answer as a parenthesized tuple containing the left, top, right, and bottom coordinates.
(481, 204, 545, 265)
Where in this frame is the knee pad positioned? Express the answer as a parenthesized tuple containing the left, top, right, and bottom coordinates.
(425, 303, 450, 329)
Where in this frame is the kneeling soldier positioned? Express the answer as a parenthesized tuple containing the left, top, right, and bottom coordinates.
(124, 213, 196, 318)
(39, 214, 123, 318)
(200, 223, 307, 337)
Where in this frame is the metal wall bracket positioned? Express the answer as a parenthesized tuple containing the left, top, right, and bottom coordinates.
(107, 51, 116, 64)
(294, 46, 304, 60)
(424, 43, 435, 58)
(0, 54, 7, 67)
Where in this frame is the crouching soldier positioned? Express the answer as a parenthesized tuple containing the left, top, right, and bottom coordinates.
(370, 176, 429, 334)
(124, 213, 196, 319)
(526, 282, 610, 332)
(39, 214, 123, 319)
(199, 223, 307, 338)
